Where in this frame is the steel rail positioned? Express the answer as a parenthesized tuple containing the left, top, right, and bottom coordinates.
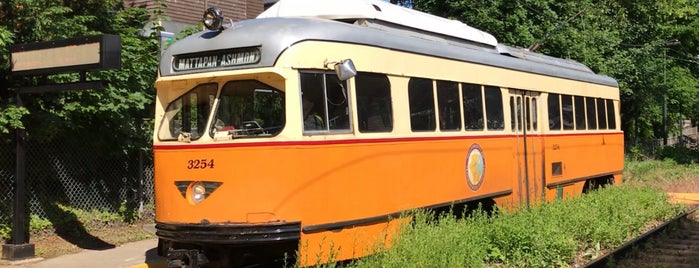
(585, 204, 699, 267)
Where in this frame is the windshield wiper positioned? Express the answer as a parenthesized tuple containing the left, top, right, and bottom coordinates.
(178, 132, 192, 143)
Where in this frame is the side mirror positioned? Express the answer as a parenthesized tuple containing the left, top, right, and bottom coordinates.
(333, 59, 357, 81)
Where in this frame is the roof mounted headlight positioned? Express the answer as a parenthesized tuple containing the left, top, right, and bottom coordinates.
(203, 7, 224, 31)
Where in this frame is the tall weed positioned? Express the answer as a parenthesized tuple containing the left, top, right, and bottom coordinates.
(624, 158, 699, 191)
(345, 185, 683, 267)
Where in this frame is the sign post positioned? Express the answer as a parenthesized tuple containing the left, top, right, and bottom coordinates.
(1, 92, 33, 260)
(2, 34, 121, 261)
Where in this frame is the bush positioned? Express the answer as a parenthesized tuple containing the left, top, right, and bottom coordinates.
(656, 145, 699, 164)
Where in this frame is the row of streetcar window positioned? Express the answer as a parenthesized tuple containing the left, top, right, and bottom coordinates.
(159, 71, 618, 141)
(300, 71, 508, 133)
(406, 78, 505, 132)
(547, 94, 616, 131)
(301, 71, 617, 134)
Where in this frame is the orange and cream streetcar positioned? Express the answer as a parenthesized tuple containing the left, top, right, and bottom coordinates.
(153, 0, 622, 266)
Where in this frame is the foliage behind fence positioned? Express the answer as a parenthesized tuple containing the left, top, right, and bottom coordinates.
(0, 140, 154, 227)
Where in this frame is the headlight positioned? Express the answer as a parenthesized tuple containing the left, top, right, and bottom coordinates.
(190, 182, 206, 204)
(203, 7, 224, 31)
(176, 181, 222, 205)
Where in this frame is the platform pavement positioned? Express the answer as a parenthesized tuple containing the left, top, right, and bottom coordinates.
(0, 239, 166, 268)
(668, 192, 699, 206)
(1, 193, 698, 268)
(0, 224, 167, 268)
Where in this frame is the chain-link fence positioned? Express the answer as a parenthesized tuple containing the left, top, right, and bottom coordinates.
(0, 140, 154, 227)
(625, 139, 661, 158)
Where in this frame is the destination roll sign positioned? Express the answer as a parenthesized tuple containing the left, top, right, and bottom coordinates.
(173, 47, 260, 72)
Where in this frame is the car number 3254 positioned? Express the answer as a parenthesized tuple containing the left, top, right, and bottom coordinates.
(187, 159, 215, 169)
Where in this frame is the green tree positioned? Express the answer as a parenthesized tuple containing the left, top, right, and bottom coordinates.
(0, 0, 161, 154)
(0, 25, 28, 138)
(401, 0, 699, 146)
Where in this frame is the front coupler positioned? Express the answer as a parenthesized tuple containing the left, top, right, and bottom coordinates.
(167, 248, 209, 268)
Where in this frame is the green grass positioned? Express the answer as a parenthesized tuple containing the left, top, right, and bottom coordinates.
(624, 158, 699, 185)
(340, 185, 685, 268)
(0, 202, 146, 241)
(290, 158, 698, 267)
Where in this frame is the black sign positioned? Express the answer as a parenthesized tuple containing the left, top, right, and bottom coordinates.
(10, 34, 121, 76)
(173, 48, 261, 72)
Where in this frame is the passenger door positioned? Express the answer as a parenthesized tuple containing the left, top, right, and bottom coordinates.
(508, 89, 544, 207)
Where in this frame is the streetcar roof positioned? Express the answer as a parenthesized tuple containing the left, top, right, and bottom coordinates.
(160, 4, 618, 87)
(257, 0, 498, 47)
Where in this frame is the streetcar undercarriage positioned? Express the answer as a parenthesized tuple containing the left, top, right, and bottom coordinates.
(156, 221, 301, 268)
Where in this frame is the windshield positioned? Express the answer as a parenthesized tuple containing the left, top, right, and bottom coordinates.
(158, 80, 284, 142)
(158, 83, 217, 141)
(210, 80, 285, 138)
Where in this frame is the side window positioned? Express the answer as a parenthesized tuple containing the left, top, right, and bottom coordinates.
(531, 97, 538, 131)
(509, 96, 515, 131)
(437, 80, 461, 131)
(574, 96, 586, 130)
(462, 83, 484, 130)
(300, 72, 350, 133)
(409, 78, 436, 131)
(326, 74, 350, 131)
(517, 96, 522, 131)
(484, 86, 504, 130)
(511, 95, 537, 132)
(597, 98, 608, 129)
(561, 94, 574, 130)
(357, 73, 392, 133)
(525, 97, 531, 131)
(158, 83, 217, 141)
(586, 97, 597, 129)
(548, 93, 561, 130)
(606, 99, 616, 129)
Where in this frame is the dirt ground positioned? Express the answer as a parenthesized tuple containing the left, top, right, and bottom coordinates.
(1, 219, 155, 260)
(657, 178, 699, 193)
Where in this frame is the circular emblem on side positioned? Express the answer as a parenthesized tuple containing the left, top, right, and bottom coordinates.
(465, 144, 485, 191)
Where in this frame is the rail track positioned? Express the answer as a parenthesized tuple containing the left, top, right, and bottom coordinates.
(586, 204, 699, 268)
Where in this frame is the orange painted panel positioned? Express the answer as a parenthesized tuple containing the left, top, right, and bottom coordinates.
(154, 132, 623, 262)
(544, 133, 624, 182)
(155, 136, 516, 224)
(155, 136, 518, 261)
